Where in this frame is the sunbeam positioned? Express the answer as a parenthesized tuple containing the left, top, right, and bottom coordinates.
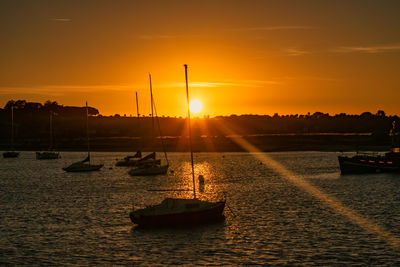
(216, 121, 400, 252)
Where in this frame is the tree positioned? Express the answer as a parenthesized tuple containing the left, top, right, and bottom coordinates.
(25, 102, 43, 111)
(360, 112, 372, 118)
(14, 100, 27, 109)
(44, 100, 60, 112)
(4, 100, 15, 110)
(376, 110, 386, 117)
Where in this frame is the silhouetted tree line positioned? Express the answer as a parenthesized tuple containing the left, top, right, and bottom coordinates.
(213, 110, 396, 136)
(2, 100, 99, 116)
(0, 100, 397, 150)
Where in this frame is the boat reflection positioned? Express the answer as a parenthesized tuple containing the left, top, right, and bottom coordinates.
(173, 161, 224, 200)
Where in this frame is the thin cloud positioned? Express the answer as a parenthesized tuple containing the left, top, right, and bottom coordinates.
(233, 25, 314, 31)
(238, 79, 282, 85)
(0, 80, 281, 96)
(284, 48, 310, 56)
(0, 85, 133, 96)
(50, 18, 72, 22)
(333, 45, 400, 53)
(282, 76, 340, 82)
(43, 85, 132, 91)
(161, 80, 281, 89)
(138, 35, 176, 40)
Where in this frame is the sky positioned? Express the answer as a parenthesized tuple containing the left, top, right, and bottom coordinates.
(1, 0, 400, 117)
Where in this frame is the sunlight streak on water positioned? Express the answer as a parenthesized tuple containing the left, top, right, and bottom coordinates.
(218, 123, 400, 252)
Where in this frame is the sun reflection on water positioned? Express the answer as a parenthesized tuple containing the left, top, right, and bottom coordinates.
(216, 121, 400, 253)
(172, 160, 224, 201)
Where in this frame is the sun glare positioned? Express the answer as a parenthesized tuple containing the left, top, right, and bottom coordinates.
(189, 99, 203, 114)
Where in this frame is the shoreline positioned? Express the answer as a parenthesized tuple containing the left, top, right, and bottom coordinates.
(1, 134, 391, 153)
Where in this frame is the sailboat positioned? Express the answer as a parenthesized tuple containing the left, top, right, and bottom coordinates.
(128, 74, 169, 176)
(3, 105, 19, 158)
(338, 121, 400, 174)
(129, 65, 225, 227)
(36, 111, 61, 160)
(116, 150, 143, 166)
(63, 102, 103, 172)
(116, 91, 151, 167)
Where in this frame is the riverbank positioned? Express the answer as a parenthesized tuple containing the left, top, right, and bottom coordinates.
(0, 134, 391, 152)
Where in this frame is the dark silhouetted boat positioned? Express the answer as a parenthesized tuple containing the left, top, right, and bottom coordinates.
(3, 105, 19, 158)
(128, 161, 169, 176)
(63, 102, 103, 172)
(116, 151, 143, 166)
(116, 92, 147, 167)
(129, 65, 225, 227)
(338, 121, 400, 174)
(117, 152, 161, 167)
(3, 151, 19, 158)
(36, 111, 60, 160)
(36, 151, 60, 160)
(63, 155, 103, 172)
(130, 197, 225, 227)
(128, 74, 169, 176)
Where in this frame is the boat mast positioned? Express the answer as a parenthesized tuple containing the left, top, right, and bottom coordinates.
(149, 74, 155, 152)
(135, 91, 140, 149)
(152, 95, 169, 165)
(11, 105, 14, 150)
(184, 64, 196, 199)
(49, 111, 53, 150)
(86, 101, 90, 163)
(136, 91, 140, 118)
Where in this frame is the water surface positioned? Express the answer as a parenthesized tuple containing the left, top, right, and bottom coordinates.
(0, 151, 399, 265)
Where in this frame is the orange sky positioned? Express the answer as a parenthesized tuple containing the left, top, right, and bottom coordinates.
(1, 0, 400, 117)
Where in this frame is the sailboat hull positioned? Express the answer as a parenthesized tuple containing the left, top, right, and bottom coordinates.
(36, 151, 60, 160)
(116, 158, 160, 167)
(63, 164, 103, 172)
(130, 201, 225, 227)
(3, 151, 19, 158)
(338, 155, 400, 174)
(128, 164, 168, 176)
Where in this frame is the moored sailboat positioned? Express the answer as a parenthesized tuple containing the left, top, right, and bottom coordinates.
(3, 105, 19, 158)
(116, 91, 145, 166)
(116, 151, 143, 166)
(63, 102, 103, 172)
(36, 111, 61, 160)
(338, 121, 400, 174)
(128, 74, 169, 176)
(129, 65, 225, 227)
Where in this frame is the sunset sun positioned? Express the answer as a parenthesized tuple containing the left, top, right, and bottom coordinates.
(189, 99, 203, 114)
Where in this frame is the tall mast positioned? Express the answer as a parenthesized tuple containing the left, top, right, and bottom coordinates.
(11, 105, 14, 150)
(149, 74, 155, 151)
(86, 101, 90, 162)
(49, 111, 53, 150)
(153, 96, 169, 166)
(136, 91, 140, 118)
(136, 91, 141, 151)
(184, 64, 196, 199)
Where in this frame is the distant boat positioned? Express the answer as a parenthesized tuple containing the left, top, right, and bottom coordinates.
(63, 102, 103, 172)
(63, 154, 103, 172)
(36, 111, 61, 160)
(127, 152, 163, 175)
(128, 161, 169, 176)
(3, 151, 19, 158)
(338, 121, 400, 174)
(128, 74, 169, 176)
(36, 151, 60, 160)
(3, 105, 19, 158)
(116, 150, 143, 166)
(116, 92, 145, 167)
(129, 65, 225, 227)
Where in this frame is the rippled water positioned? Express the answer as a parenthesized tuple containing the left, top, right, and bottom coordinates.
(0, 151, 399, 265)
